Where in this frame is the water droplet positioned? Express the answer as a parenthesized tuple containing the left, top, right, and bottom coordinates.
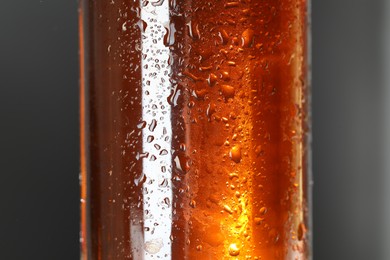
(225, 2, 239, 8)
(228, 243, 240, 256)
(255, 145, 263, 156)
(187, 21, 200, 40)
(159, 178, 168, 187)
(189, 200, 197, 208)
(297, 223, 307, 241)
(220, 71, 230, 81)
(223, 205, 233, 214)
(259, 207, 268, 215)
(147, 135, 154, 143)
(199, 66, 212, 71)
(187, 101, 195, 108)
(195, 89, 207, 99)
(221, 85, 235, 99)
(254, 217, 264, 225)
(218, 29, 229, 44)
(122, 21, 127, 32)
(144, 238, 163, 254)
(163, 197, 170, 206)
(206, 103, 216, 119)
(137, 19, 147, 32)
(135, 173, 147, 186)
(136, 152, 149, 160)
(167, 85, 182, 107)
(173, 154, 191, 173)
(163, 22, 177, 46)
(268, 229, 280, 244)
(183, 70, 200, 81)
(137, 121, 147, 129)
(207, 73, 218, 86)
(149, 119, 157, 132)
(151, 0, 164, 6)
(242, 8, 250, 16)
(196, 245, 202, 251)
(229, 145, 241, 163)
(241, 29, 254, 47)
(160, 149, 168, 155)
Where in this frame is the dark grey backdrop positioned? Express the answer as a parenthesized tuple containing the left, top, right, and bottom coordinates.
(0, 0, 387, 259)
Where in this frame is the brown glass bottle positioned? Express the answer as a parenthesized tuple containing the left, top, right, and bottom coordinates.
(79, 0, 311, 259)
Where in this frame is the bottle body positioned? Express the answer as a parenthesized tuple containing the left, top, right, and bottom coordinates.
(80, 0, 311, 259)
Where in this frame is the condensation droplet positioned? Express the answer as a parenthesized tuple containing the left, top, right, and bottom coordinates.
(151, 0, 164, 6)
(179, 143, 186, 151)
(207, 73, 217, 86)
(136, 152, 149, 160)
(122, 22, 127, 31)
(221, 71, 230, 81)
(187, 21, 200, 40)
(167, 85, 182, 107)
(159, 178, 169, 187)
(137, 19, 147, 32)
(149, 119, 157, 132)
(228, 243, 240, 256)
(223, 205, 233, 214)
(230, 145, 241, 163)
(137, 121, 147, 129)
(173, 154, 191, 173)
(221, 85, 235, 99)
(206, 103, 216, 119)
(255, 145, 263, 156)
(259, 207, 268, 215)
(225, 2, 239, 8)
(147, 135, 155, 143)
(297, 222, 307, 241)
(241, 28, 254, 47)
(218, 29, 229, 44)
(160, 149, 168, 155)
(163, 197, 170, 206)
(254, 217, 264, 225)
(189, 200, 196, 208)
(144, 238, 163, 254)
(268, 229, 280, 244)
(135, 173, 147, 186)
(163, 22, 177, 46)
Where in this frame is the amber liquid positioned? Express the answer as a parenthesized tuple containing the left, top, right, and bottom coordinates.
(80, 0, 310, 259)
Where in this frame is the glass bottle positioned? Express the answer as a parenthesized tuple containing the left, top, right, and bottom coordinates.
(79, 0, 311, 259)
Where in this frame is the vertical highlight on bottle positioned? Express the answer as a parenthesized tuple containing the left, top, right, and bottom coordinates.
(79, 0, 311, 259)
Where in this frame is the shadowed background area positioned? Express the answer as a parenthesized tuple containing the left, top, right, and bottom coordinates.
(0, 0, 388, 259)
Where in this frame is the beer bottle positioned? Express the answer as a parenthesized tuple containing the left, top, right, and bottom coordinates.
(79, 0, 311, 259)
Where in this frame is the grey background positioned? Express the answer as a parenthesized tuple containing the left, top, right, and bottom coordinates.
(0, 0, 388, 259)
